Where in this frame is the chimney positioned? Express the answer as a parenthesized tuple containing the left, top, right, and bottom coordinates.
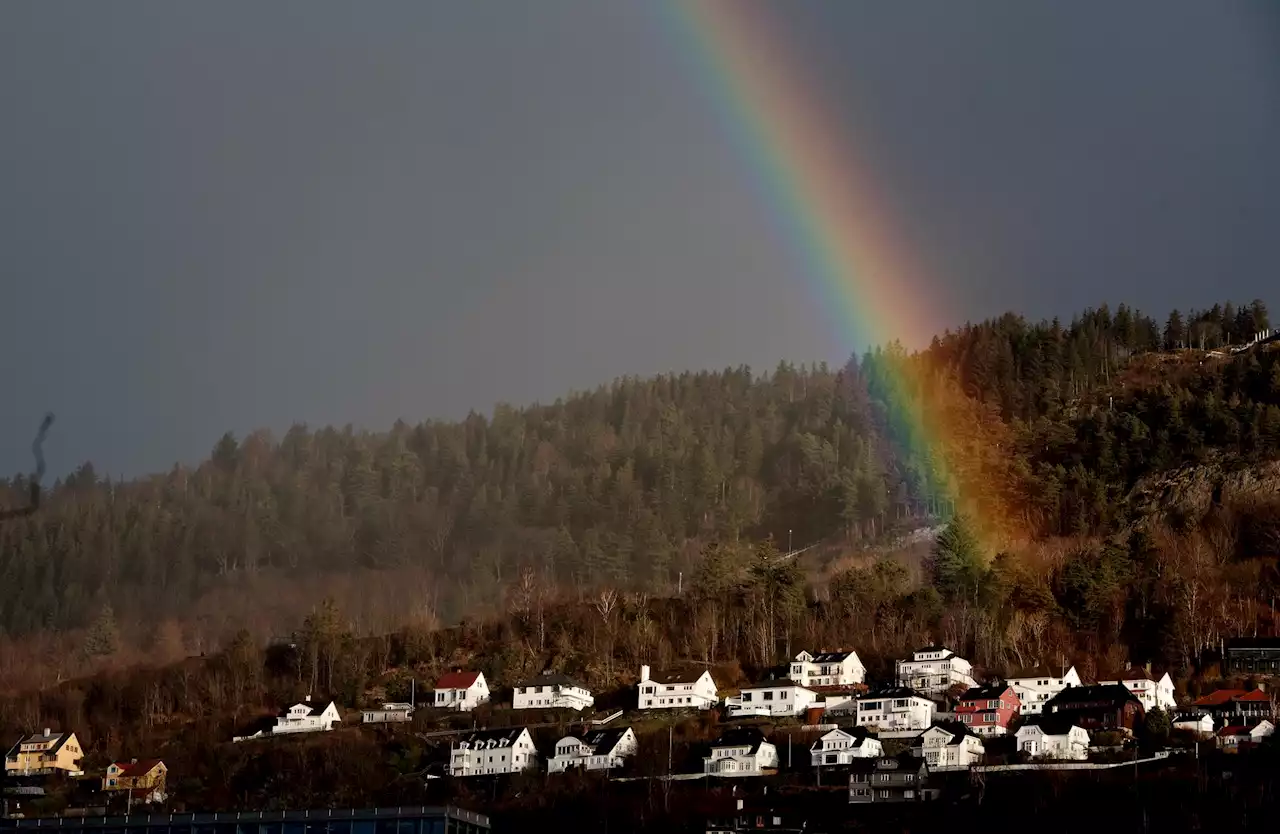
(43, 728, 51, 738)
(305, 694, 311, 702)
(130, 758, 138, 765)
(640, 664, 651, 683)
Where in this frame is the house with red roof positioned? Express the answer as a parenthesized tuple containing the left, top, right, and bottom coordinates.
(102, 758, 167, 804)
(432, 670, 490, 711)
(1216, 720, 1275, 750)
(1191, 688, 1273, 724)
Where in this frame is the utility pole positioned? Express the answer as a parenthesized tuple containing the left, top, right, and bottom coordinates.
(788, 529, 793, 553)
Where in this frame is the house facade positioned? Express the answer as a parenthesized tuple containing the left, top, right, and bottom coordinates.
(449, 727, 537, 776)
(547, 727, 637, 773)
(1005, 666, 1082, 715)
(789, 650, 866, 687)
(1222, 637, 1280, 676)
(637, 665, 719, 710)
(855, 687, 935, 732)
(911, 724, 984, 768)
(1045, 684, 1145, 734)
(1191, 689, 1273, 724)
(5, 731, 83, 775)
(102, 759, 167, 802)
(1015, 717, 1089, 760)
(724, 680, 819, 717)
(432, 671, 490, 712)
(848, 754, 929, 804)
(894, 647, 976, 696)
(513, 673, 594, 711)
(1099, 670, 1176, 712)
(955, 684, 1020, 736)
(274, 699, 341, 734)
(1171, 713, 1215, 736)
(810, 728, 883, 766)
(362, 703, 414, 724)
(704, 729, 779, 777)
(1217, 720, 1275, 750)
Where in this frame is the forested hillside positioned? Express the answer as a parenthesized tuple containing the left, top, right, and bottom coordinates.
(0, 299, 1275, 654)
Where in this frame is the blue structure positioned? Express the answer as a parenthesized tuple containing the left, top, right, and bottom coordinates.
(0, 807, 488, 834)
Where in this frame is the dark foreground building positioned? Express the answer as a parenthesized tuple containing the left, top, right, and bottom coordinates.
(0, 807, 488, 834)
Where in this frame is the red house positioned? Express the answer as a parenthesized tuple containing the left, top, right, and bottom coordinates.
(956, 683, 1021, 736)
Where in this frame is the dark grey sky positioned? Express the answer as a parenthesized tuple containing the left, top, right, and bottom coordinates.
(2, 1, 1278, 478)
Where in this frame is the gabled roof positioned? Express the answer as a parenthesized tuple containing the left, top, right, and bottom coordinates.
(460, 727, 528, 748)
(645, 667, 712, 685)
(436, 671, 482, 689)
(7, 732, 72, 757)
(740, 679, 809, 691)
(582, 727, 632, 755)
(958, 684, 1014, 702)
(110, 759, 164, 778)
(912, 645, 955, 657)
(279, 700, 335, 718)
(1046, 683, 1141, 710)
(926, 720, 980, 745)
(846, 751, 926, 774)
(710, 728, 769, 754)
(811, 726, 875, 751)
(858, 685, 925, 700)
(807, 650, 858, 664)
(516, 672, 586, 690)
(1192, 689, 1271, 707)
(1224, 637, 1280, 650)
(1006, 666, 1076, 682)
(1017, 715, 1081, 736)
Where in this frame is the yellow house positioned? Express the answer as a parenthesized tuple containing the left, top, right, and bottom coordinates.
(102, 758, 167, 798)
(4, 729, 84, 775)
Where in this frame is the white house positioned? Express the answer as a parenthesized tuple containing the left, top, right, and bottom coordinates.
(789, 650, 866, 687)
(432, 671, 490, 711)
(1015, 717, 1089, 761)
(273, 698, 341, 734)
(911, 724, 985, 769)
(894, 646, 977, 696)
(362, 702, 414, 724)
(449, 727, 538, 776)
(1216, 720, 1275, 749)
(703, 728, 779, 777)
(855, 687, 935, 732)
(724, 680, 819, 717)
(810, 727, 882, 766)
(1171, 712, 1215, 737)
(1098, 669, 1176, 712)
(637, 665, 719, 710)
(1005, 666, 1082, 715)
(513, 673, 594, 711)
(547, 727, 637, 773)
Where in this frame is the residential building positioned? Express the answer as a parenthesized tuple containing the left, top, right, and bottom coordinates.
(513, 673, 594, 711)
(547, 727, 637, 773)
(1222, 637, 1280, 676)
(1217, 720, 1275, 750)
(361, 702, 414, 724)
(1171, 713, 1215, 736)
(911, 723, 985, 768)
(894, 646, 977, 696)
(1191, 689, 1274, 724)
(1045, 684, 1145, 734)
(637, 665, 719, 710)
(4, 730, 83, 775)
(1098, 669, 1176, 712)
(954, 684, 1020, 736)
(724, 680, 819, 717)
(273, 698, 341, 734)
(809, 727, 883, 766)
(848, 753, 929, 804)
(432, 671, 490, 712)
(1014, 716, 1089, 760)
(854, 687, 935, 732)
(102, 759, 167, 803)
(703, 728, 779, 777)
(449, 727, 537, 776)
(789, 650, 865, 687)
(1005, 666, 1082, 715)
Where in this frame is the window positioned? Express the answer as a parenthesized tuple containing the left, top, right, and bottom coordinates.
(742, 693, 752, 702)
(825, 754, 838, 764)
(763, 692, 774, 701)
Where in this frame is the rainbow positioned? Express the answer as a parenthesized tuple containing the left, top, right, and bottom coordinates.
(660, 1, 1014, 545)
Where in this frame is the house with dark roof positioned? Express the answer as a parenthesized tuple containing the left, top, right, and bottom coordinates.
(638, 664, 719, 711)
(449, 727, 538, 776)
(1045, 684, 1144, 734)
(724, 679, 819, 717)
(955, 683, 1021, 736)
(432, 670, 490, 712)
(894, 646, 977, 696)
(513, 672, 593, 711)
(810, 726, 883, 766)
(854, 686, 935, 732)
(4, 730, 83, 775)
(848, 753, 929, 804)
(547, 726, 637, 773)
(911, 721, 984, 768)
(1014, 715, 1089, 760)
(789, 649, 866, 687)
(102, 759, 167, 804)
(1216, 720, 1275, 750)
(703, 728, 779, 776)
(1191, 689, 1274, 724)
(1223, 637, 1280, 676)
